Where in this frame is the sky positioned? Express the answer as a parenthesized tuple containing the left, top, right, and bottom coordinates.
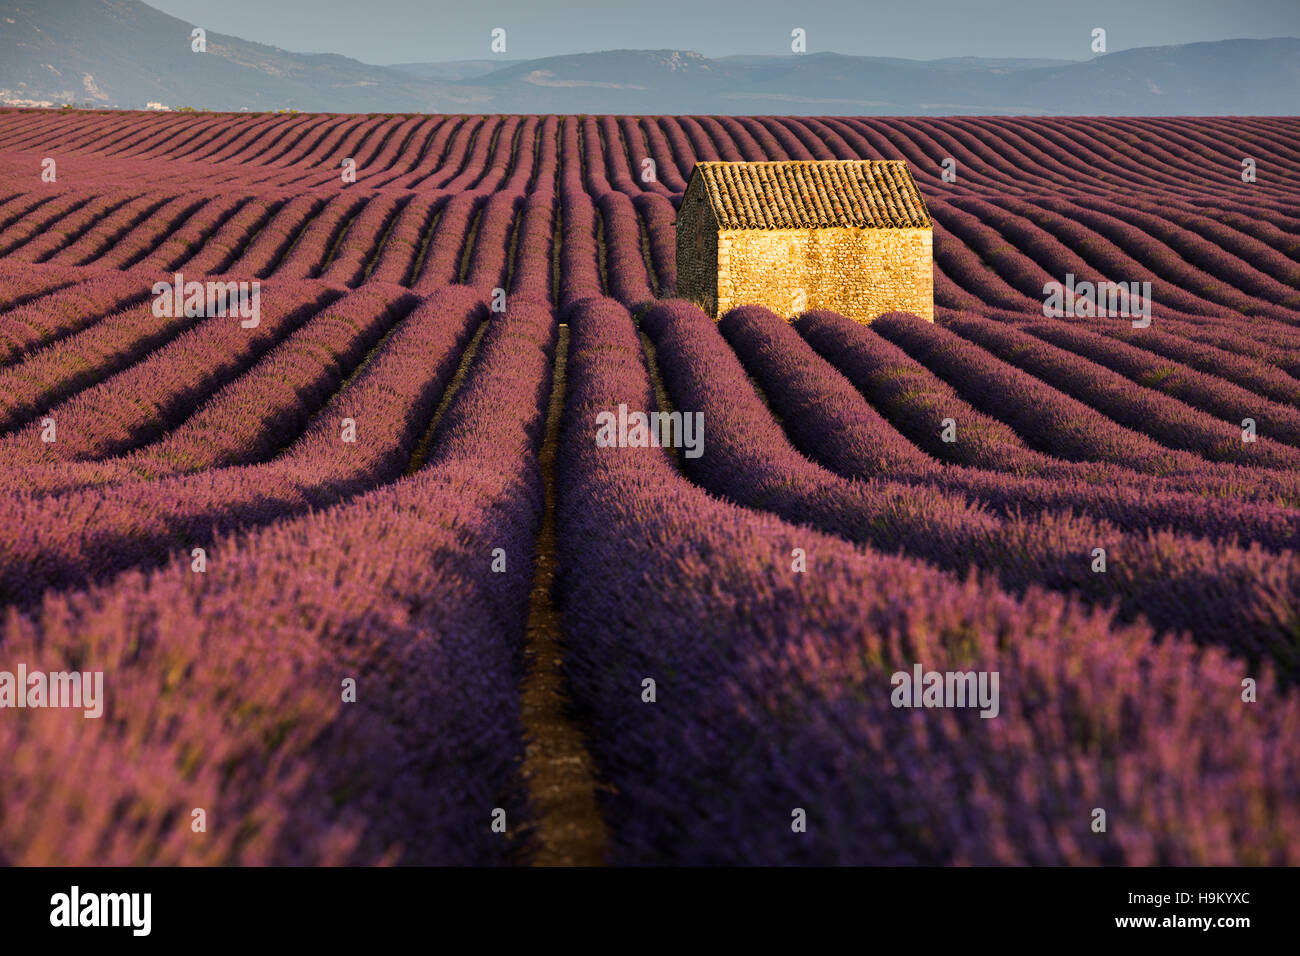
(143, 0, 1300, 64)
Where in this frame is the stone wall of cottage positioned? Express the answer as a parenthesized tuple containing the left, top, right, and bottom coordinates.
(673, 180, 719, 316)
(713, 226, 934, 323)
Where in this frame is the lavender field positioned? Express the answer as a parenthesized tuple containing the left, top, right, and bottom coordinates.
(0, 110, 1297, 865)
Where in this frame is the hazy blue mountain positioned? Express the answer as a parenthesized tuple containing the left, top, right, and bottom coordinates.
(386, 60, 522, 82)
(0, 0, 478, 111)
(0, 1, 1295, 114)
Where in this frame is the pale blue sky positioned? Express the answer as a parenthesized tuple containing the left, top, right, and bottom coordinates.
(143, 0, 1300, 64)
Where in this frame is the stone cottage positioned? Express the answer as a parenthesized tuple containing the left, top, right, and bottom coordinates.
(675, 159, 934, 322)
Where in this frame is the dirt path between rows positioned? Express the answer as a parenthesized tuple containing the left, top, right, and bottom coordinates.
(519, 324, 610, 865)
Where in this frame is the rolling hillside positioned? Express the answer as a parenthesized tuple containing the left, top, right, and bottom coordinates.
(1, 1, 1298, 113)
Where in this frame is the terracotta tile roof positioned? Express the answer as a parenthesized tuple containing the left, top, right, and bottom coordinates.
(690, 160, 932, 230)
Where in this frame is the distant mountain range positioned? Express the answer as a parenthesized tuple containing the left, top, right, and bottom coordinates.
(2, 0, 1297, 114)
